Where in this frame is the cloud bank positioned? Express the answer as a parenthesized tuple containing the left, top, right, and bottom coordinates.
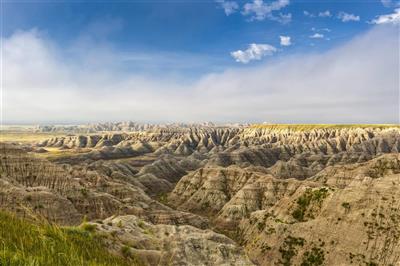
(2, 25, 399, 124)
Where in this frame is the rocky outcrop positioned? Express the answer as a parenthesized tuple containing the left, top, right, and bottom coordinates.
(91, 215, 254, 266)
(169, 153, 400, 265)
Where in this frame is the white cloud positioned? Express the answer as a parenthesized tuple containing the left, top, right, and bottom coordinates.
(216, 0, 239, 15)
(305, 10, 331, 18)
(230, 43, 277, 63)
(303, 10, 315, 18)
(242, 0, 290, 22)
(371, 8, 400, 24)
(276, 13, 292, 24)
(280, 35, 291, 46)
(3, 26, 399, 124)
(312, 27, 331, 32)
(309, 33, 324, 39)
(318, 10, 331, 17)
(338, 12, 360, 22)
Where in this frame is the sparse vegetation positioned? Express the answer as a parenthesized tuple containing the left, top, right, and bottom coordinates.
(279, 236, 305, 266)
(257, 221, 266, 231)
(0, 131, 65, 143)
(260, 243, 271, 253)
(137, 220, 145, 228)
(157, 192, 169, 205)
(301, 247, 325, 266)
(292, 188, 329, 222)
(342, 202, 351, 210)
(80, 188, 89, 197)
(367, 157, 400, 178)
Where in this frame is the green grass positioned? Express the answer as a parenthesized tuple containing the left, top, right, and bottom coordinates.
(0, 211, 138, 266)
(251, 124, 400, 131)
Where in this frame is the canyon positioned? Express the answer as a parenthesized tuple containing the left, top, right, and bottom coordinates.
(1, 123, 399, 265)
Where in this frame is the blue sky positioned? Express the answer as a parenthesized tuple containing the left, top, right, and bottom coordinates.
(2, 0, 400, 123)
(2, 0, 394, 74)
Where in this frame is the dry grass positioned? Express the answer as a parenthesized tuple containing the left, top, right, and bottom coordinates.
(0, 132, 66, 144)
(34, 147, 93, 160)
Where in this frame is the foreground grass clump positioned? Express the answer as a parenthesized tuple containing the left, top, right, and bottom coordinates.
(0, 211, 135, 266)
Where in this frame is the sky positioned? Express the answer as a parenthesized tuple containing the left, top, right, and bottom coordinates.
(1, 0, 400, 124)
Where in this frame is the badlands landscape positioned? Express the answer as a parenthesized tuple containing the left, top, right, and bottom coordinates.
(1, 123, 400, 266)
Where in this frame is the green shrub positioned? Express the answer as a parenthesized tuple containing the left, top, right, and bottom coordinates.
(279, 236, 305, 266)
(120, 245, 131, 258)
(257, 222, 266, 231)
(81, 222, 97, 233)
(341, 202, 350, 210)
(80, 188, 89, 197)
(137, 220, 145, 229)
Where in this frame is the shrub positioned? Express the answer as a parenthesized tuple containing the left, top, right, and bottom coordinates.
(81, 223, 97, 233)
(279, 236, 305, 266)
(121, 245, 131, 258)
(301, 247, 325, 266)
(341, 202, 350, 210)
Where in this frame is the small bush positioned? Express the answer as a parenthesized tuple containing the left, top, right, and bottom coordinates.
(279, 236, 305, 266)
(257, 222, 266, 232)
(301, 247, 325, 266)
(137, 220, 145, 229)
(81, 223, 97, 233)
(121, 245, 131, 258)
(80, 188, 89, 197)
(341, 202, 350, 210)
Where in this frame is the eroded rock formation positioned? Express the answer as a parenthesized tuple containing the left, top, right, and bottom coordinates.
(1, 124, 400, 265)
